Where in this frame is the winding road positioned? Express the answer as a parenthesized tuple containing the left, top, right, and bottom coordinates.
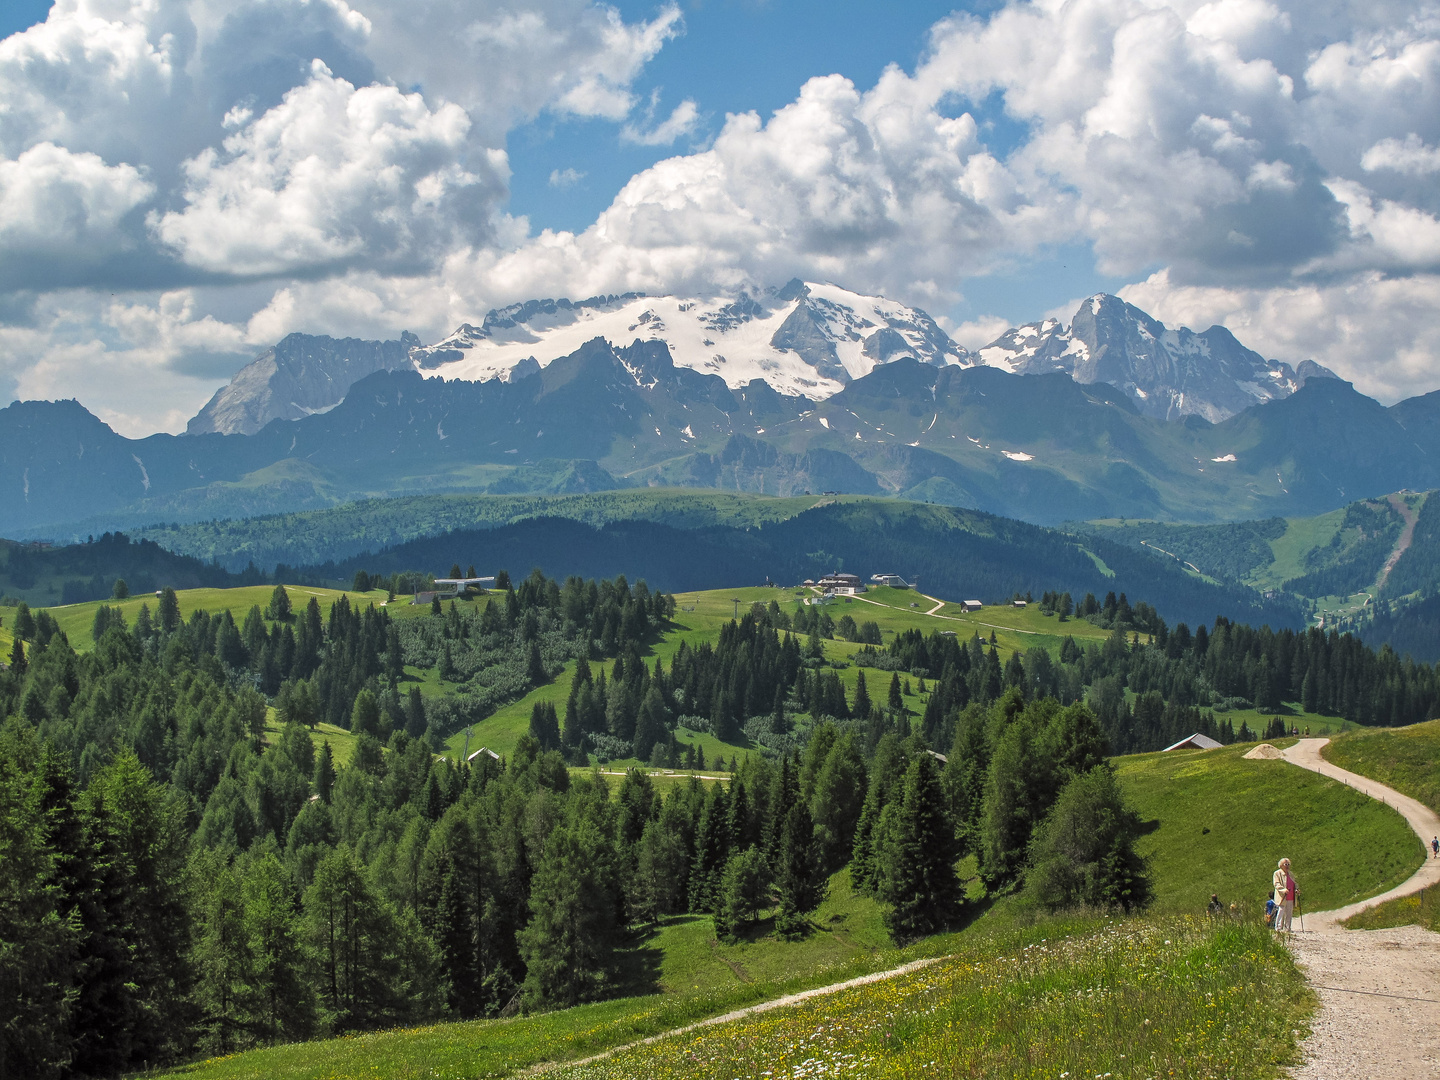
(1276, 737, 1440, 1079)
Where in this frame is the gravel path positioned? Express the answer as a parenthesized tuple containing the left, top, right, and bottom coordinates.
(1276, 738, 1440, 1079)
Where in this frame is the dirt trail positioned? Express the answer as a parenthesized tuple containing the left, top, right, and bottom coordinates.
(1374, 493, 1419, 592)
(522, 956, 943, 1075)
(1275, 737, 1440, 1078)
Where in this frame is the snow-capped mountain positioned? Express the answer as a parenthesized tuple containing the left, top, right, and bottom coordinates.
(410, 279, 970, 399)
(186, 283, 1338, 437)
(975, 294, 1337, 422)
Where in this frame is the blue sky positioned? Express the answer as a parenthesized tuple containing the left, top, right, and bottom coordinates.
(501, 0, 1127, 325)
(1, 0, 1437, 432)
(0, 0, 1120, 327)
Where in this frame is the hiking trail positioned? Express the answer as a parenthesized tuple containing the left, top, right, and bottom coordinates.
(1276, 737, 1440, 1079)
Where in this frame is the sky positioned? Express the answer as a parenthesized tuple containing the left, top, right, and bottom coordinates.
(1, 0, 1439, 435)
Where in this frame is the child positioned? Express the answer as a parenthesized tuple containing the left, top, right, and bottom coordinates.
(1265, 890, 1277, 927)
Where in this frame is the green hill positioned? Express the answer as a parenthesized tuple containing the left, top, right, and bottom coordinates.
(146, 726, 1425, 1080)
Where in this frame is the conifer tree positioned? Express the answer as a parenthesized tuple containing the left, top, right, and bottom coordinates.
(888, 672, 903, 711)
(809, 733, 866, 871)
(313, 742, 336, 803)
(242, 851, 314, 1044)
(267, 585, 292, 621)
(689, 784, 731, 913)
(189, 852, 256, 1054)
(852, 671, 871, 720)
(528, 701, 560, 751)
(518, 813, 619, 1007)
(158, 587, 182, 634)
(712, 847, 770, 944)
(876, 754, 960, 942)
(526, 642, 548, 687)
(774, 801, 825, 938)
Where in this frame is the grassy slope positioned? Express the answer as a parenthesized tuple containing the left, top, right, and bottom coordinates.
(442, 586, 1115, 765)
(1322, 718, 1440, 815)
(1117, 741, 1423, 915)
(156, 712, 1413, 1080)
(1253, 507, 1346, 591)
(1323, 719, 1440, 932)
(37, 585, 395, 654)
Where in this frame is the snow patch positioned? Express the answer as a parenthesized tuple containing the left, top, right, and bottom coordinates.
(1002, 451, 1034, 462)
(131, 454, 150, 492)
(1210, 453, 1236, 462)
(818, 416, 830, 429)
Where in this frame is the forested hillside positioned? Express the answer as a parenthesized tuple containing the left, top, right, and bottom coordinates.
(3, 566, 1436, 1077)
(303, 500, 1304, 631)
(0, 532, 242, 608)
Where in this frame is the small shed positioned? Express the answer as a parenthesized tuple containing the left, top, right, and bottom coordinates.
(1012, 599, 1027, 608)
(467, 747, 501, 762)
(961, 600, 983, 612)
(1162, 733, 1223, 752)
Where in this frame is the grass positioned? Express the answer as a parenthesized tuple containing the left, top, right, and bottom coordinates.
(262, 712, 360, 768)
(1322, 718, 1440, 816)
(552, 917, 1310, 1080)
(1117, 741, 1423, 915)
(148, 719, 1405, 1080)
(1211, 704, 1350, 737)
(145, 913, 1309, 1080)
(642, 869, 892, 996)
(1252, 507, 1346, 591)
(40, 586, 395, 654)
(1342, 885, 1440, 932)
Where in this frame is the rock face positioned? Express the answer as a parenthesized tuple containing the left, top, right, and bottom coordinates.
(186, 332, 419, 435)
(976, 294, 1339, 422)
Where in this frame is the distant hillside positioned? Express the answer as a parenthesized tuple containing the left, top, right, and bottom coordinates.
(301, 500, 1304, 631)
(1081, 491, 1434, 602)
(0, 532, 241, 607)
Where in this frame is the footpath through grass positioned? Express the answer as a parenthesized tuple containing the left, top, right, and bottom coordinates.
(550, 917, 1309, 1080)
(1323, 718, 1440, 816)
(146, 915, 1306, 1080)
(1118, 742, 1422, 915)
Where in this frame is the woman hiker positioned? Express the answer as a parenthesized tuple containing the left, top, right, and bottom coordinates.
(1272, 858, 1297, 932)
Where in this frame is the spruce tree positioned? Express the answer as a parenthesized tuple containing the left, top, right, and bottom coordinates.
(713, 847, 770, 944)
(518, 815, 619, 1007)
(774, 802, 825, 938)
(689, 784, 731, 913)
(876, 754, 960, 943)
(809, 733, 867, 871)
(528, 701, 560, 751)
(888, 672, 903, 711)
(267, 584, 292, 621)
(526, 642, 548, 687)
(852, 671, 871, 720)
(313, 742, 336, 803)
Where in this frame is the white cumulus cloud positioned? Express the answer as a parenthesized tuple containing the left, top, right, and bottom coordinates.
(151, 61, 505, 276)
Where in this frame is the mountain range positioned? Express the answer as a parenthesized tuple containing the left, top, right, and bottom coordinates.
(183, 282, 1338, 438)
(8, 281, 1435, 538)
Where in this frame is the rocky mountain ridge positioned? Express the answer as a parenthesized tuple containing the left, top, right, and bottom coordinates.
(3, 330, 1433, 536)
(188, 282, 1336, 437)
(187, 331, 420, 436)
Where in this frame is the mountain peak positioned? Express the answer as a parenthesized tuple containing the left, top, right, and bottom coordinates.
(976, 293, 1312, 422)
